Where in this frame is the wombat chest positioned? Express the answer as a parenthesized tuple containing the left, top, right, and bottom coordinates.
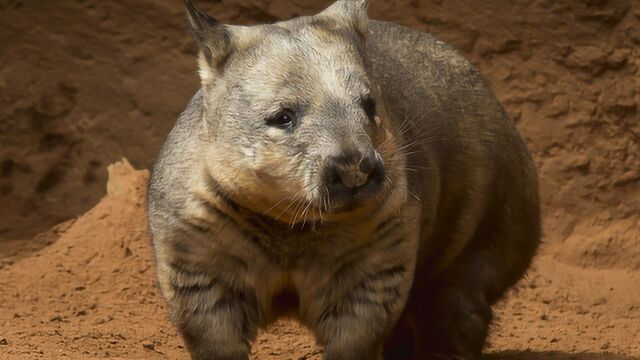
(238, 213, 337, 267)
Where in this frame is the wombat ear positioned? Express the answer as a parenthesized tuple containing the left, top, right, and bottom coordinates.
(318, 0, 369, 37)
(184, 0, 231, 82)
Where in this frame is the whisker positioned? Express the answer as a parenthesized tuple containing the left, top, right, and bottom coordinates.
(408, 190, 421, 201)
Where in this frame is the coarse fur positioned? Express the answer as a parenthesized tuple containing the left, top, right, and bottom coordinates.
(147, 1, 541, 359)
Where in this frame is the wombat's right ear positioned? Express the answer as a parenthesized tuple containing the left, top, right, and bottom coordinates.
(319, 0, 369, 37)
(184, 0, 231, 82)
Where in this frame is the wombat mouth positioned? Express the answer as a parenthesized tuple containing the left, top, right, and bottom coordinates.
(254, 194, 386, 230)
(326, 166, 385, 204)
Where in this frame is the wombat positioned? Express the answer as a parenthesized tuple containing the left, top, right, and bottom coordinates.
(147, 0, 541, 359)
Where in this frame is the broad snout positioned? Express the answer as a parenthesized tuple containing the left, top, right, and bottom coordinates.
(324, 149, 385, 205)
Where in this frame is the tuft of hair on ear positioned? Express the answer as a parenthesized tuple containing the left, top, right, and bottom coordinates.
(184, 0, 231, 83)
(318, 0, 369, 37)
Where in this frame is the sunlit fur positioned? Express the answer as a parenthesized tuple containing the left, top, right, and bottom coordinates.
(196, 21, 406, 227)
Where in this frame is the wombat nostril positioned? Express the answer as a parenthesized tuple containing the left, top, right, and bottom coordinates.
(328, 166, 342, 186)
(368, 160, 385, 186)
(359, 155, 375, 175)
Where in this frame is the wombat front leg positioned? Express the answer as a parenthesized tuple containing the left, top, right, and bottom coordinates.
(160, 261, 260, 360)
(307, 258, 412, 360)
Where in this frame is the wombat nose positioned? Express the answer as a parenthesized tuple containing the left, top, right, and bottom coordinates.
(325, 152, 385, 202)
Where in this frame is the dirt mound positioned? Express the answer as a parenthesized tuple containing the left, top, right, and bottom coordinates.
(0, 160, 176, 359)
(0, 161, 638, 359)
(556, 219, 640, 270)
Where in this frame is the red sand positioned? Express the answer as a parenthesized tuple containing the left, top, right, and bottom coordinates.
(0, 161, 638, 359)
(1, 0, 639, 359)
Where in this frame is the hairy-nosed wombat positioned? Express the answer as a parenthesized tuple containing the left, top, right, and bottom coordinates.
(147, 1, 541, 359)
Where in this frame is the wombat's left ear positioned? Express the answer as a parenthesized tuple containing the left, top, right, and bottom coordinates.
(184, 0, 231, 82)
(318, 0, 369, 37)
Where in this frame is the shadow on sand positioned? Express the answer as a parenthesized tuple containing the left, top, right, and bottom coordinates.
(485, 350, 636, 360)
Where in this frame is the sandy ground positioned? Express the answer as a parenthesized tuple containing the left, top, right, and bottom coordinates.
(0, 162, 638, 359)
(1, 0, 639, 359)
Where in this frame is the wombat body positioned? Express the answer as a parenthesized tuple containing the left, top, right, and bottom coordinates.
(147, 1, 540, 359)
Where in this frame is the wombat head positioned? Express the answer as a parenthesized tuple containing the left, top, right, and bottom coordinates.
(185, 0, 406, 224)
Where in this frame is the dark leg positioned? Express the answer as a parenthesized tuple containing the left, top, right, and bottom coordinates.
(385, 249, 507, 360)
(382, 314, 415, 359)
(413, 284, 492, 359)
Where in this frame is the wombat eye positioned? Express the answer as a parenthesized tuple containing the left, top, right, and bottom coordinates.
(362, 97, 377, 122)
(265, 109, 296, 130)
